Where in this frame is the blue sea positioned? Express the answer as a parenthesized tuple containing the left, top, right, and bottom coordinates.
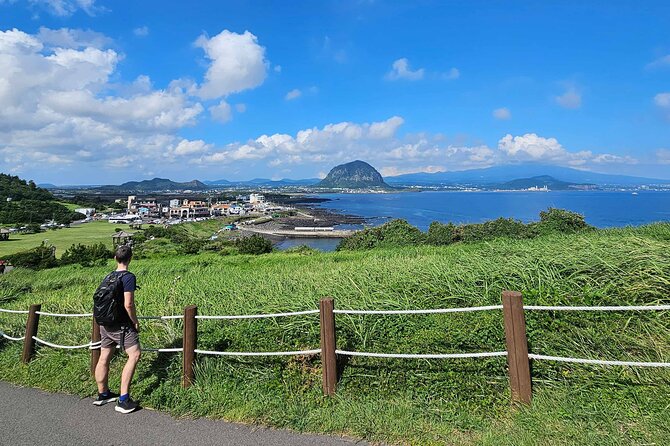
(276, 191, 670, 252)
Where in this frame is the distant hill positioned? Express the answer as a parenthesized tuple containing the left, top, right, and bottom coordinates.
(205, 178, 319, 187)
(317, 160, 390, 189)
(98, 178, 209, 192)
(386, 164, 670, 186)
(497, 175, 597, 190)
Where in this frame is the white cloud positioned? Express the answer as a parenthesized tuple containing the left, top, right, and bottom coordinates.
(655, 92, 670, 108)
(498, 133, 565, 160)
(368, 116, 404, 139)
(285, 88, 301, 100)
(37, 27, 112, 49)
(493, 107, 511, 120)
(656, 92, 670, 120)
(235, 103, 247, 113)
(657, 149, 670, 164)
(0, 27, 205, 177)
(28, 0, 105, 16)
(385, 58, 424, 81)
(274, 65, 282, 73)
(555, 85, 582, 109)
(646, 54, 670, 70)
(173, 139, 210, 156)
(195, 30, 268, 99)
(442, 68, 460, 80)
(133, 26, 149, 37)
(209, 100, 232, 123)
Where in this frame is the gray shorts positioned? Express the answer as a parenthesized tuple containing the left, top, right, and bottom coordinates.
(100, 325, 140, 350)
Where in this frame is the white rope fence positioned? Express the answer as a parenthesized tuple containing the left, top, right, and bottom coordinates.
(333, 305, 503, 315)
(0, 330, 25, 341)
(195, 348, 321, 357)
(33, 336, 100, 350)
(0, 308, 29, 314)
(528, 354, 670, 367)
(524, 304, 670, 311)
(35, 311, 93, 317)
(196, 309, 320, 320)
(336, 350, 508, 359)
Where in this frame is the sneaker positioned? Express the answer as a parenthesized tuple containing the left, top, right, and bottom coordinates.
(115, 398, 139, 414)
(93, 391, 119, 406)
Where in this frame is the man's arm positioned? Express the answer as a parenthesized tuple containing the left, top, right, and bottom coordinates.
(124, 291, 140, 332)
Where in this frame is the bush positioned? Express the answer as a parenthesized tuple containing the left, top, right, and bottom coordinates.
(534, 208, 592, 234)
(338, 219, 425, 250)
(283, 245, 319, 255)
(426, 222, 459, 245)
(5, 243, 58, 270)
(143, 225, 172, 239)
(60, 243, 113, 267)
(235, 235, 273, 255)
(459, 217, 535, 242)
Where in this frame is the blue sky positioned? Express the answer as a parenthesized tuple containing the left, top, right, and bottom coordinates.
(1, 0, 669, 184)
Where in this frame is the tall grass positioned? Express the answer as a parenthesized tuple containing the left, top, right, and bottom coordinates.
(1, 223, 669, 445)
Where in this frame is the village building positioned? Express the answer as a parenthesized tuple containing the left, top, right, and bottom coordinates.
(75, 208, 96, 217)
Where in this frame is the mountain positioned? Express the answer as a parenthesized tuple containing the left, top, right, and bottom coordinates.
(98, 178, 209, 192)
(205, 178, 319, 187)
(317, 160, 390, 189)
(497, 175, 597, 190)
(386, 164, 670, 186)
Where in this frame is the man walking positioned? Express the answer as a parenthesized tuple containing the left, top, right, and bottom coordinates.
(93, 245, 142, 414)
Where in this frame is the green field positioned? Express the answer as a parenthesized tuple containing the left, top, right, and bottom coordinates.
(0, 221, 127, 258)
(0, 219, 229, 258)
(1, 224, 669, 445)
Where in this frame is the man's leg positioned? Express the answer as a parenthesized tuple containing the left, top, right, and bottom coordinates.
(120, 344, 141, 396)
(95, 347, 115, 394)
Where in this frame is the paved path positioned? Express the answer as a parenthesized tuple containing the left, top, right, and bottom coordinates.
(0, 382, 366, 446)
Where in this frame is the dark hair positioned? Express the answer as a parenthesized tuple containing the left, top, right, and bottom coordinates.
(114, 245, 133, 264)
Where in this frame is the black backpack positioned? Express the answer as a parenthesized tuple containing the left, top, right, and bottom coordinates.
(93, 271, 127, 326)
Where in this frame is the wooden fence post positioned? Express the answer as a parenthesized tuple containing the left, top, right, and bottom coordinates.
(320, 297, 337, 396)
(21, 304, 41, 364)
(90, 319, 101, 377)
(502, 290, 532, 405)
(182, 305, 197, 388)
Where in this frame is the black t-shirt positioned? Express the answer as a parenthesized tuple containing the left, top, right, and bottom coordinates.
(115, 271, 136, 326)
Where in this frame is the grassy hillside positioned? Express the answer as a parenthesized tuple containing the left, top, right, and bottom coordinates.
(1, 224, 669, 445)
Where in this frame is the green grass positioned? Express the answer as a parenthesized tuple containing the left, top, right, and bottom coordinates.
(1, 224, 669, 445)
(0, 221, 128, 258)
(0, 218, 232, 259)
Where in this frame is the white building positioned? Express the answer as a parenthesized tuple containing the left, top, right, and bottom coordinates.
(249, 193, 265, 204)
(75, 208, 96, 217)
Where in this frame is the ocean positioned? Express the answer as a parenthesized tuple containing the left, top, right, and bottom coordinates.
(276, 190, 670, 252)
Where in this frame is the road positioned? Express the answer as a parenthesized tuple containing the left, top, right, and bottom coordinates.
(0, 381, 366, 446)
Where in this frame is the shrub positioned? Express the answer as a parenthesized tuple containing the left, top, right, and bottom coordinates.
(459, 217, 535, 242)
(283, 244, 319, 255)
(338, 219, 425, 250)
(5, 243, 58, 270)
(60, 243, 113, 267)
(534, 208, 592, 234)
(426, 222, 458, 245)
(235, 235, 273, 255)
(143, 225, 172, 239)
